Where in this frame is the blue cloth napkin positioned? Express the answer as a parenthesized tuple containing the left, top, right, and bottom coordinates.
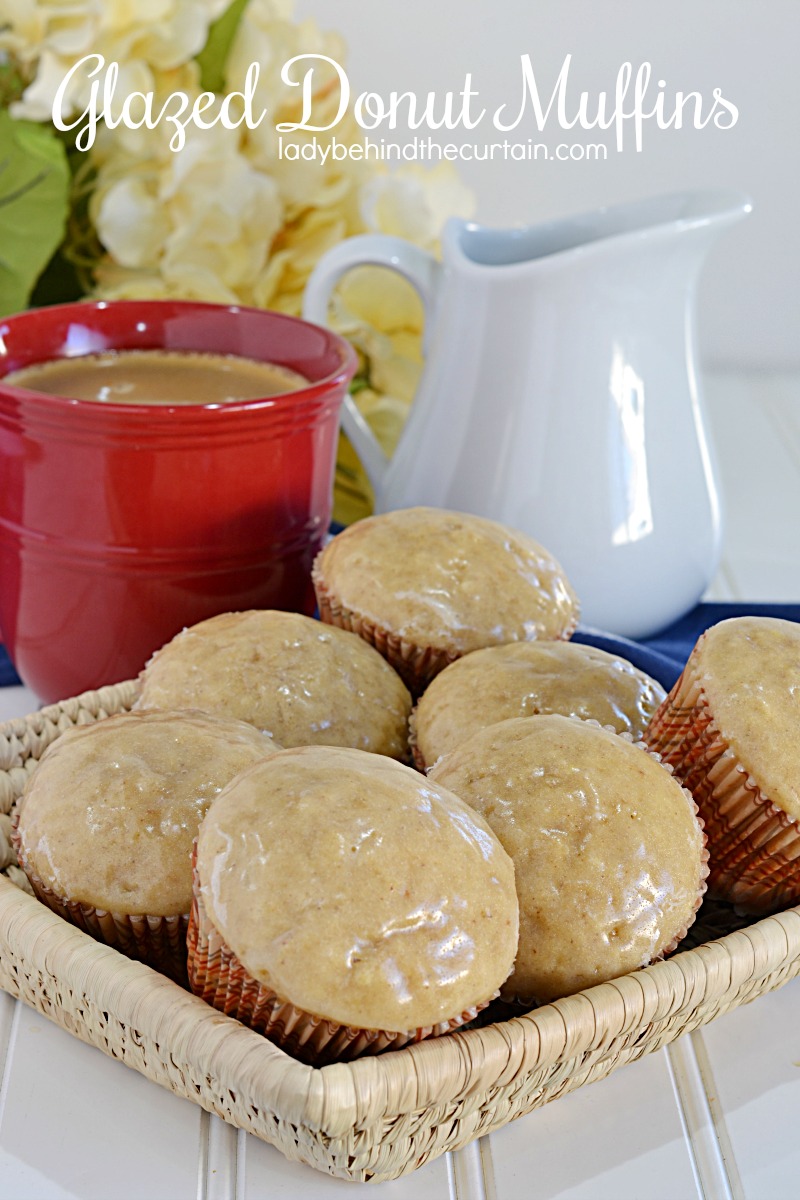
(576, 602, 800, 692)
(2, 602, 798, 694)
(0, 649, 20, 689)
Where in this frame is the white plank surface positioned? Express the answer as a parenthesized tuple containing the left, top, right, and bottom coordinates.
(0, 1005, 202, 1199)
(699, 977, 800, 1200)
(488, 1050, 702, 1200)
(0, 369, 798, 1199)
(704, 372, 800, 601)
(240, 1129, 455, 1198)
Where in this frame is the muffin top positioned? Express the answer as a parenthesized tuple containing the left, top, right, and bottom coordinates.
(196, 746, 519, 1032)
(693, 616, 800, 821)
(136, 609, 411, 759)
(430, 715, 706, 1004)
(412, 641, 666, 767)
(16, 709, 278, 916)
(313, 507, 579, 654)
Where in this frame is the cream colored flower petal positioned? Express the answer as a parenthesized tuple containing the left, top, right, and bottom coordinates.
(361, 162, 475, 250)
(91, 266, 173, 299)
(151, 260, 242, 304)
(0, 2, 46, 60)
(252, 247, 294, 309)
(94, 176, 170, 268)
(33, 13, 96, 59)
(371, 359, 421, 407)
(131, 1, 231, 71)
(330, 314, 420, 407)
(10, 50, 74, 121)
(352, 387, 411, 456)
(6, 0, 229, 114)
(337, 266, 424, 333)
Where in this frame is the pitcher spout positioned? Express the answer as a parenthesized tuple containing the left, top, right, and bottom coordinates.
(445, 189, 752, 271)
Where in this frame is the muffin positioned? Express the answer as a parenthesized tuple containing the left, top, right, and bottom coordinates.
(430, 715, 707, 1005)
(136, 609, 411, 759)
(645, 616, 800, 914)
(410, 640, 666, 770)
(312, 507, 579, 694)
(188, 745, 519, 1064)
(13, 709, 278, 982)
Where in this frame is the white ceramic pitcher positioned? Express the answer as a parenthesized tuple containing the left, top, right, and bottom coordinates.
(303, 190, 751, 638)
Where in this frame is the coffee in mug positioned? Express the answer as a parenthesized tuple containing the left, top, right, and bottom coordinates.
(5, 349, 308, 405)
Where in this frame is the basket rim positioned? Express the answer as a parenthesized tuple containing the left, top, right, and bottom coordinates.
(3, 871, 799, 1140)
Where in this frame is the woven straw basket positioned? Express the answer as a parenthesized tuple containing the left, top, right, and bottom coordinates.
(1, 681, 800, 1184)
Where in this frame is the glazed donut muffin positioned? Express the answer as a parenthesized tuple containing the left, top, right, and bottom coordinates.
(14, 709, 278, 982)
(411, 640, 666, 769)
(188, 745, 519, 1064)
(136, 609, 411, 759)
(645, 616, 800, 914)
(312, 507, 579, 694)
(430, 715, 707, 1005)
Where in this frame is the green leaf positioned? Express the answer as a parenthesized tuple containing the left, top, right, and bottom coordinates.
(0, 58, 30, 109)
(0, 112, 70, 316)
(196, 0, 250, 93)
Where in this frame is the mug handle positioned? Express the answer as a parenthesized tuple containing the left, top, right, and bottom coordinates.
(303, 234, 441, 494)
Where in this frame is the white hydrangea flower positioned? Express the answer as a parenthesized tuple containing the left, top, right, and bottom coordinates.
(93, 115, 282, 303)
(3, 0, 230, 119)
(360, 162, 475, 251)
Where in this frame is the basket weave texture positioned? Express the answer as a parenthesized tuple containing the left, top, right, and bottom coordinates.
(1, 681, 800, 1184)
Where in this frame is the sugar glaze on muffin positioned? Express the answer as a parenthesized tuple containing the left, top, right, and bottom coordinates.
(313, 506, 579, 693)
(136, 609, 412, 759)
(411, 640, 666, 769)
(430, 714, 707, 1004)
(13, 709, 279, 981)
(15, 708, 278, 917)
(191, 746, 519, 1052)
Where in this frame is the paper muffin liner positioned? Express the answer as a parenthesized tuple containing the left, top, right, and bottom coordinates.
(407, 708, 427, 772)
(187, 849, 494, 1066)
(312, 559, 580, 699)
(645, 646, 800, 915)
(313, 571, 456, 697)
(11, 813, 189, 985)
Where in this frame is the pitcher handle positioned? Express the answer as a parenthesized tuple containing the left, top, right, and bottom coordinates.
(303, 234, 441, 494)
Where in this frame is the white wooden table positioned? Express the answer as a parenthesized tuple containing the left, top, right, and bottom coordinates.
(0, 369, 798, 1200)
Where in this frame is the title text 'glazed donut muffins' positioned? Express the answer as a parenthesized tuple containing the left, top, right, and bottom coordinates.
(312, 506, 579, 694)
(430, 714, 708, 1005)
(188, 745, 519, 1064)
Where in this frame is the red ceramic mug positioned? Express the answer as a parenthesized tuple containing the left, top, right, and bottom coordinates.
(0, 300, 357, 702)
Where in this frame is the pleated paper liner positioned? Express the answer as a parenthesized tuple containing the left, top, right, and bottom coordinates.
(312, 573, 456, 696)
(187, 850, 494, 1066)
(646, 655, 800, 915)
(407, 708, 428, 771)
(312, 563, 580, 698)
(11, 813, 189, 985)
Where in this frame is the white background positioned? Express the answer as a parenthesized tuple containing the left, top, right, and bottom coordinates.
(297, 0, 798, 370)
